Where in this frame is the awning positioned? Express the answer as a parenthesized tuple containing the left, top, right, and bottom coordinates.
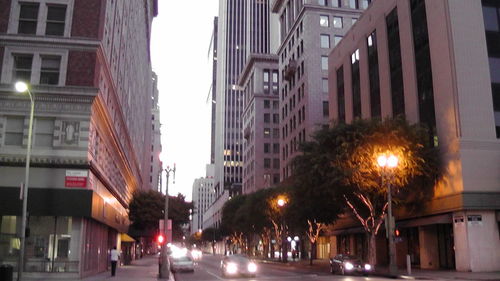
(121, 233, 135, 243)
(397, 213, 452, 228)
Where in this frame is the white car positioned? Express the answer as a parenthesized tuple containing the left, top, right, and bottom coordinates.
(170, 255, 194, 273)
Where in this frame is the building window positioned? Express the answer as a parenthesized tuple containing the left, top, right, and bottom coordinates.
(273, 143, 279, 154)
(273, 128, 279, 138)
(5, 116, 24, 145)
(351, 49, 361, 119)
(272, 70, 279, 94)
(45, 4, 67, 36)
(332, 0, 341, 7)
(349, 0, 359, 9)
(321, 56, 328, 70)
(13, 54, 33, 82)
(264, 69, 271, 94)
(333, 16, 343, 28)
(273, 158, 280, 169)
(320, 34, 330, 49)
(40, 56, 61, 85)
(318, 0, 328, 6)
(320, 15, 329, 27)
(264, 158, 271, 168)
(411, 0, 436, 140)
(264, 113, 270, 123)
(334, 35, 343, 46)
(367, 31, 381, 118)
(264, 128, 271, 137)
(273, 113, 279, 124)
(18, 2, 39, 34)
(264, 99, 270, 108)
(34, 118, 54, 147)
(387, 8, 405, 117)
(323, 101, 329, 117)
(273, 100, 279, 109)
(264, 143, 270, 153)
(322, 78, 328, 93)
(337, 66, 345, 122)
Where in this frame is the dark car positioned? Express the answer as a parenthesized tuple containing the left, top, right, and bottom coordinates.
(329, 254, 372, 275)
(220, 254, 258, 278)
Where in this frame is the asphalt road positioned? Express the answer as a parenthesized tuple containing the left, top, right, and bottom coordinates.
(173, 254, 395, 281)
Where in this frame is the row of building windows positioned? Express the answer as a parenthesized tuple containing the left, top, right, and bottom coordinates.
(12, 53, 62, 85)
(318, 0, 371, 9)
(3, 116, 55, 147)
(17, 2, 68, 36)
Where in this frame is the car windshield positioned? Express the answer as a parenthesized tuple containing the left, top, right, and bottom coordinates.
(174, 256, 192, 262)
(227, 255, 250, 262)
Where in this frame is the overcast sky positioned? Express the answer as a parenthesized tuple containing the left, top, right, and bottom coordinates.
(151, 1, 219, 201)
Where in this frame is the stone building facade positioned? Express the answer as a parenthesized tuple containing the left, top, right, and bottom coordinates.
(0, 0, 157, 278)
(328, 0, 500, 272)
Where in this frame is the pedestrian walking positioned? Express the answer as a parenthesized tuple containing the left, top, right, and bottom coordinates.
(110, 246, 120, 277)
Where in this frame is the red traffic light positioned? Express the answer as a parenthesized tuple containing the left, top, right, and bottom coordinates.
(394, 229, 400, 237)
(157, 234, 165, 244)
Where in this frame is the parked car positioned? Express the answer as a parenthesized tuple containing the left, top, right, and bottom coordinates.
(220, 254, 257, 277)
(170, 255, 194, 273)
(329, 254, 372, 275)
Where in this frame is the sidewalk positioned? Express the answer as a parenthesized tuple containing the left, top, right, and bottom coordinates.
(23, 255, 175, 281)
(259, 257, 500, 280)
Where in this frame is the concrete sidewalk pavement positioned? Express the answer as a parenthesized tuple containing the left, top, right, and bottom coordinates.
(23, 255, 175, 281)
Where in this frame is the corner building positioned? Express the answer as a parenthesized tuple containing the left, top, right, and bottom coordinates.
(328, 0, 500, 272)
(0, 0, 157, 278)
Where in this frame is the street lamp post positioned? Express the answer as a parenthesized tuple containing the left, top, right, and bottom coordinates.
(377, 154, 399, 276)
(277, 198, 287, 263)
(15, 81, 34, 281)
(160, 164, 175, 279)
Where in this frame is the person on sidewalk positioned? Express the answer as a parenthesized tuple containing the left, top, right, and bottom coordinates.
(110, 246, 120, 277)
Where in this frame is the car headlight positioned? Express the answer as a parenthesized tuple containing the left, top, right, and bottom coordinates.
(364, 264, 372, 270)
(345, 262, 354, 270)
(247, 262, 257, 273)
(226, 262, 238, 274)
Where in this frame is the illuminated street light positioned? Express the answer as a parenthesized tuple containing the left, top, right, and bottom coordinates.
(277, 197, 287, 262)
(377, 153, 399, 276)
(15, 81, 34, 281)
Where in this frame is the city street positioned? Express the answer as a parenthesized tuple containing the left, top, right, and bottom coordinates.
(174, 254, 393, 281)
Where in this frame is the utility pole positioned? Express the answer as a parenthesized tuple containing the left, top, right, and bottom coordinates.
(160, 164, 175, 279)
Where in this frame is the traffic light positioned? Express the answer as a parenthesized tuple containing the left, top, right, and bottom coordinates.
(157, 234, 165, 245)
(394, 228, 400, 237)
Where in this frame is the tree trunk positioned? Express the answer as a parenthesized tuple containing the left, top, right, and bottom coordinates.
(368, 232, 377, 268)
(309, 240, 315, 265)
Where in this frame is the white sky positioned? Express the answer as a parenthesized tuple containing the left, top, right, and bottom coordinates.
(151, 1, 219, 201)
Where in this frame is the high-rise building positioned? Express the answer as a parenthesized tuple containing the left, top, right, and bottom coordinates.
(191, 165, 215, 235)
(328, 0, 500, 272)
(0, 0, 157, 277)
(272, 0, 366, 181)
(151, 72, 162, 192)
(214, 0, 247, 201)
(240, 55, 281, 194)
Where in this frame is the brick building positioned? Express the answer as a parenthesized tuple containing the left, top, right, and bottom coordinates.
(0, 0, 157, 278)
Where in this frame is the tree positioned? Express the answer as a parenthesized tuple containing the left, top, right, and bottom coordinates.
(220, 195, 248, 253)
(291, 133, 347, 265)
(128, 190, 193, 242)
(296, 118, 441, 266)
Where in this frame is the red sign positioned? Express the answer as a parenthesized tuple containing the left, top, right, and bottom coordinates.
(65, 170, 88, 188)
(65, 176, 87, 187)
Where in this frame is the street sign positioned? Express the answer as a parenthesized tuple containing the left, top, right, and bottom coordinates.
(65, 170, 88, 188)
